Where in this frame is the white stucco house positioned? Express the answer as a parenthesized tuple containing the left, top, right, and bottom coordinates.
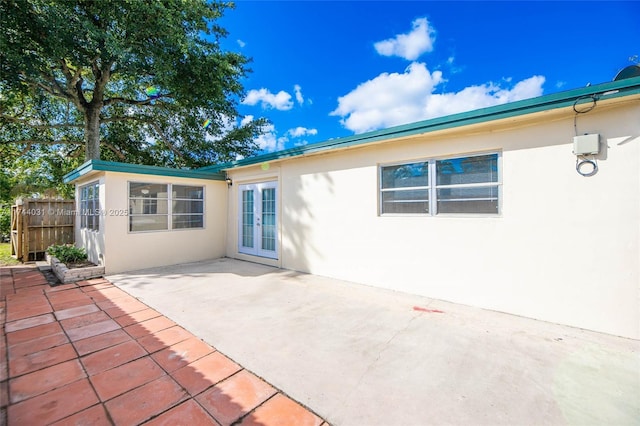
(64, 76, 640, 340)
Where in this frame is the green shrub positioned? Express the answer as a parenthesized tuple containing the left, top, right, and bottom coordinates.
(47, 244, 87, 264)
(0, 206, 10, 238)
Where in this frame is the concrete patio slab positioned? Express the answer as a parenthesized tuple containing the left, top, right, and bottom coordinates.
(108, 258, 640, 426)
(1, 266, 326, 425)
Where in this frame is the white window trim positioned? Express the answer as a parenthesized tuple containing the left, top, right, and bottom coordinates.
(128, 182, 206, 233)
(79, 181, 100, 232)
(379, 151, 502, 217)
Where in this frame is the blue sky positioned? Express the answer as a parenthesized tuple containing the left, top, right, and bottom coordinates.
(218, 1, 640, 153)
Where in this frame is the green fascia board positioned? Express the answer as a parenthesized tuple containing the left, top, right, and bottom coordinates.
(201, 76, 640, 172)
(64, 159, 226, 183)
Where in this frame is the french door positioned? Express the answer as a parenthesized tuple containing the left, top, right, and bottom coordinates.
(238, 182, 278, 259)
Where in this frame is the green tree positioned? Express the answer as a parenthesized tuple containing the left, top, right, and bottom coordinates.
(0, 0, 267, 168)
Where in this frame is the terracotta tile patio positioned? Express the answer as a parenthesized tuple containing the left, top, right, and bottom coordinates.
(0, 266, 328, 425)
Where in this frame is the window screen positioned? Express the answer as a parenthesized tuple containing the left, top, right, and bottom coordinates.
(380, 153, 500, 215)
(128, 183, 204, 232)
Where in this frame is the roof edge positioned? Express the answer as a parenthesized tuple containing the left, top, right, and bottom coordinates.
(201, 76, 640, 172)
(63, 160, 226, 183)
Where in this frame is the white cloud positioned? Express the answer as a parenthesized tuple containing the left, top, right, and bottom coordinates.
(331, 62, 545, 134)
(242, 88, 293, 110)
(237, 39, 246, 48)
(241, 117, 317, 152)
(423, 76, 545, 119)
(287, 127, 318, 137)
(374, 18, 436, 61)
(445, 55, 463, 74)
(240, 115, 254, 126)
(256, 124, 320, 152)
(253, 123, 287, 152)
(330, 62, 443, 133)
(294, 84, 304, 105)
(241, 116, 286, 152)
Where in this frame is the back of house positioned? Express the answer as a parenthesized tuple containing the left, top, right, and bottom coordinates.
(65, 76, 640, 340)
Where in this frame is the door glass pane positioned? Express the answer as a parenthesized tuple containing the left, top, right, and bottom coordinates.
(242, 190, 254, 248)
(261, 188, 276, 251)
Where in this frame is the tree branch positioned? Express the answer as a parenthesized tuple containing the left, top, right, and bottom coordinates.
(29, 66, 84, 111)
(75, 76, 88, 109)
(90, 58, 114, 107)
(59, 60, 84, 102)
(57, 59, 88, 109)
(102, 141, 126, 160)
(38, 67, 77, 103)
(4, 139, 82, 147)
(91, 56, 102, 81)
(70, 148, 84, 158)
(104, 93, 172, 107)
(0, 115, 83, 129)
(0, 97, 29, 118)
(19, 142, 32, 156)
(100, 115, 151, 124)
(149, 122, 185, 160)
(59, 60, 74, 85)
(33, 79, 63, 98)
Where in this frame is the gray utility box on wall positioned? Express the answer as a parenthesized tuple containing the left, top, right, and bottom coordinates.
(573, 134, 600, 155)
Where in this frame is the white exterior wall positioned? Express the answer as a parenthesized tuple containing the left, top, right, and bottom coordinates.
(76, 172, 228, 274)
(227, 101, 640, 339)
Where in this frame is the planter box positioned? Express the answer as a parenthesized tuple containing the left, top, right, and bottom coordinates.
(45, 253, 105, 284)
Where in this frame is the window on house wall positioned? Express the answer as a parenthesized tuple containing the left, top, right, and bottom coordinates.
(128, 182, 204, 232)
(380, 153, 500, 215)
(436, 154, 499, 214)
(79, 181, 100, 231)
(172, 185, 204, 229)
(380, 161, 430, 214)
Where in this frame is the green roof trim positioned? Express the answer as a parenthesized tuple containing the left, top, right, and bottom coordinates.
(200, 76, 640, 172)
(64, 159, 226, 183)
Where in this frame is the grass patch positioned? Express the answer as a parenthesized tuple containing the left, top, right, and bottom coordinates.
(0, 242, 20, 266)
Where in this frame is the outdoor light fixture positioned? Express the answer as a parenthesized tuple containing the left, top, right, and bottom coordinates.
(225, 177, 233, 187)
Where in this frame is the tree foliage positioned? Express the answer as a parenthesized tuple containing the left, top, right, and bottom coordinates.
(0, 0, 267, 188)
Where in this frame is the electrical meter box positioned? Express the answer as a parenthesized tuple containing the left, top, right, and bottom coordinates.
(573, 134, 600, 155)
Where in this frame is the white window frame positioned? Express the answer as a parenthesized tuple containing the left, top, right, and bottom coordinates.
(171, 184, 205, 230)
(379, 161, 430, 215)
(128, 182, 205, 233)
(379, 152, 501, 216)
(79, 181, 100, 231)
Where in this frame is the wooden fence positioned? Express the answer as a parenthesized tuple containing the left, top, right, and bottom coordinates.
(11, 199, 75, 262)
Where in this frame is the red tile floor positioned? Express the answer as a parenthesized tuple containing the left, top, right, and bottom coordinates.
(0, 266, 328, 425)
